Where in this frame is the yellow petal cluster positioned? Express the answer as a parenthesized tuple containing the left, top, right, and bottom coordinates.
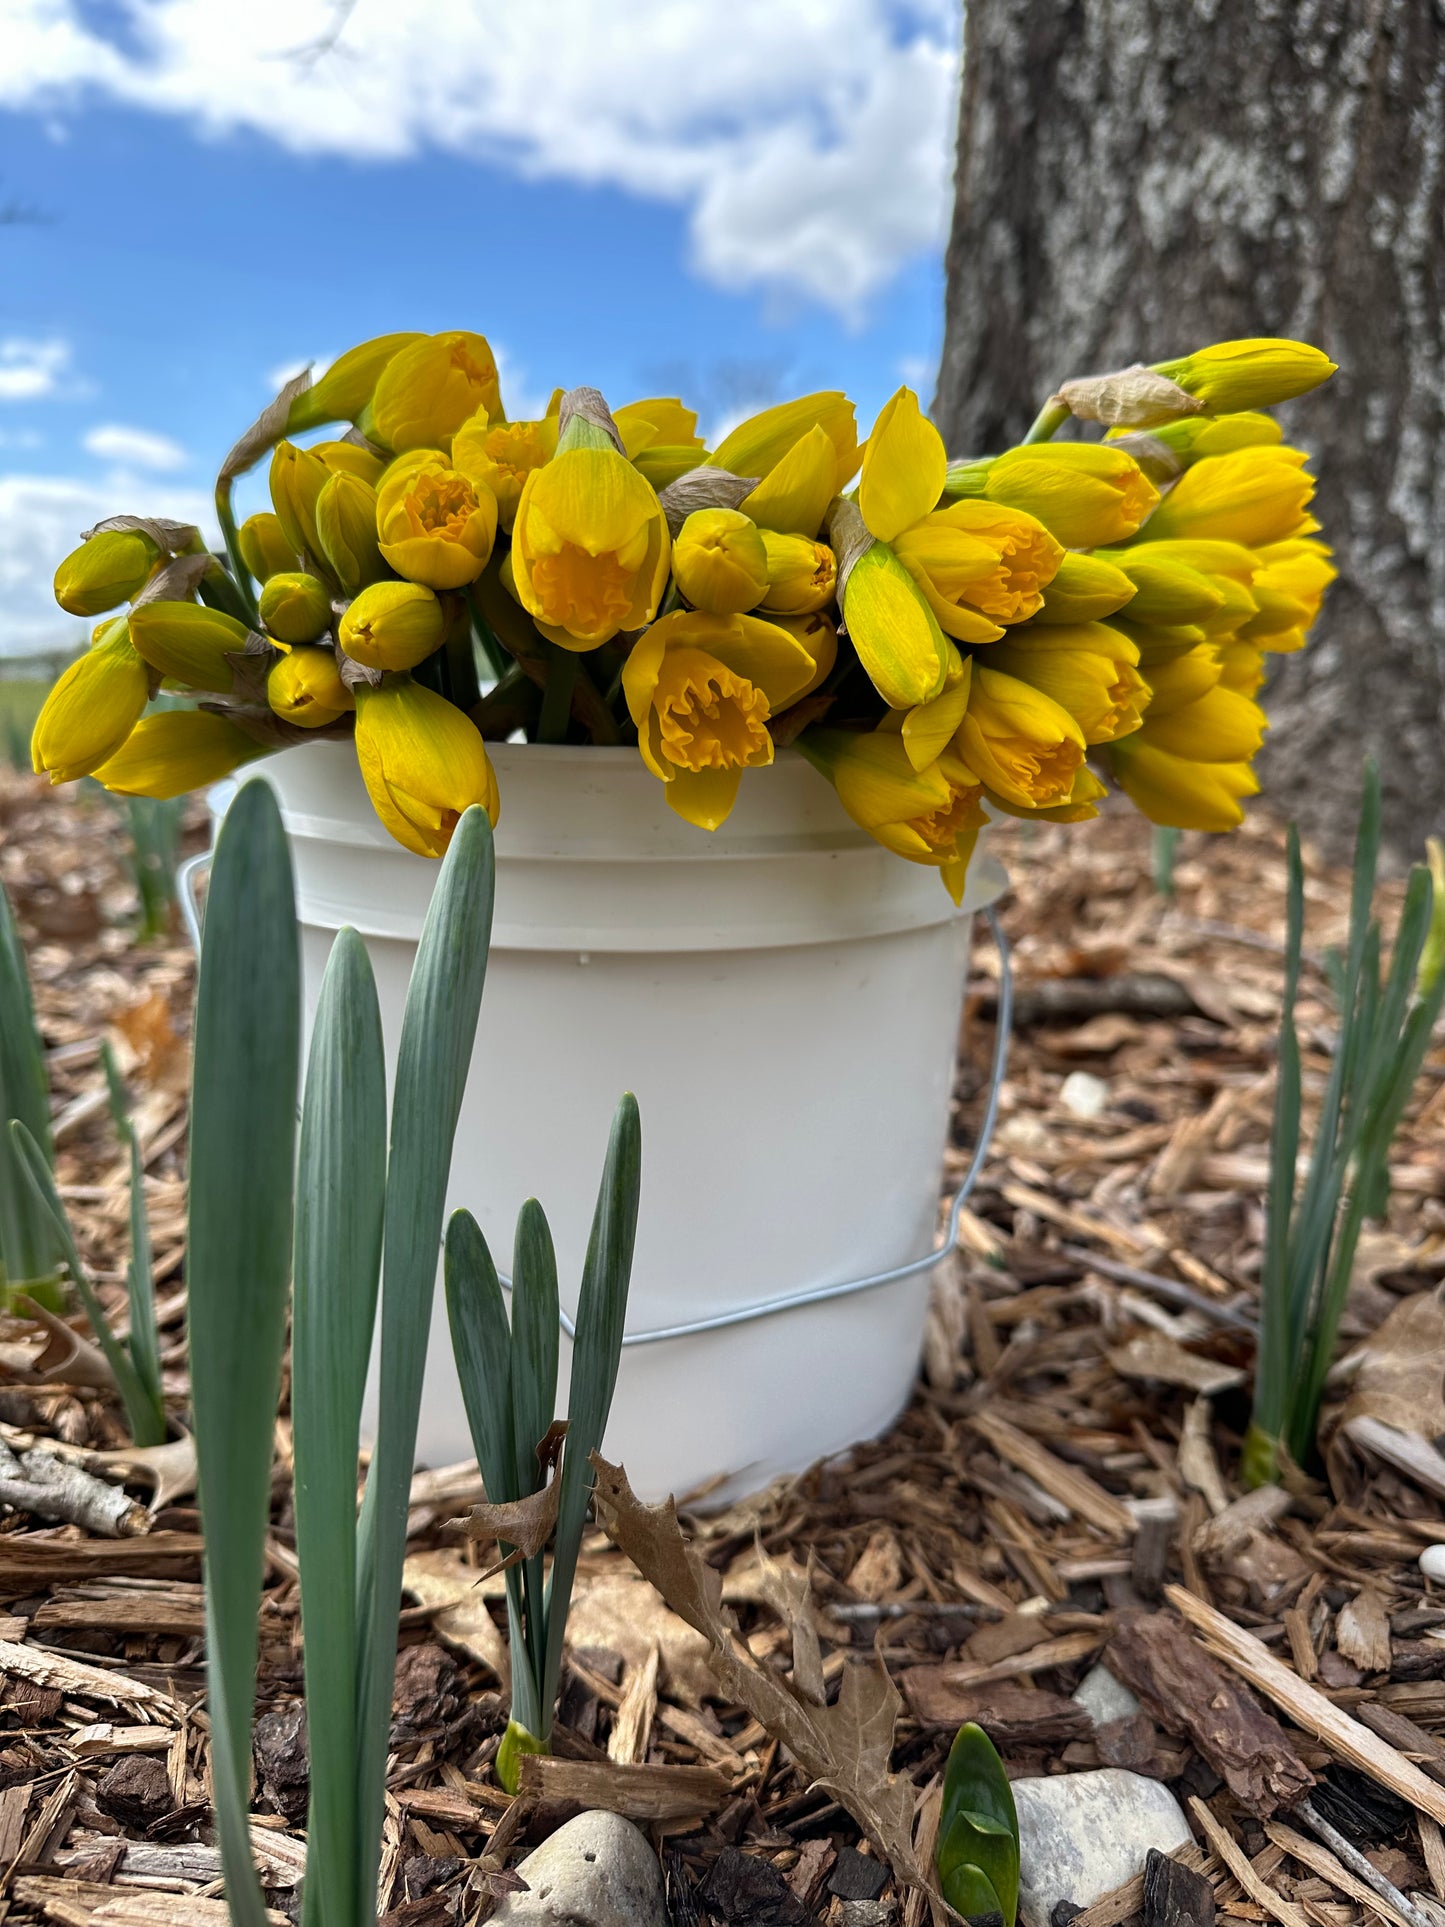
(37, 330, 1334, 874)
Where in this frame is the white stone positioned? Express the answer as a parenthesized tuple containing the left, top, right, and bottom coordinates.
(1060, 1071, 1109, 1119)
(1071, 1662, 1141, 1727)
(490, 1811, 668, 1927)
(1013, 1769, 1193, 1927)
(1419, 1544, 1445, 1582)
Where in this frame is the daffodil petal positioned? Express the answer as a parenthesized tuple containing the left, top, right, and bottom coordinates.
(664, 764, 746, 830)
(859, 388, 947, 543)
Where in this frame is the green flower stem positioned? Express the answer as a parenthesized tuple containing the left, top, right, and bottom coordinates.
(1022, 399, 1071, 445)
(212, 479, 260, 627)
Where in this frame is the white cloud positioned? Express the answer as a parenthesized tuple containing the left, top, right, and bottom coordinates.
(0, 1, 960, 313)
(83, 423, 189, 469)
(0, 470, 214, 657)
(0, 338, 70, 402)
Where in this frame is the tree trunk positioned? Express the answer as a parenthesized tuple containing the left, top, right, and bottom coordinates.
(935, 0, 1445, 857)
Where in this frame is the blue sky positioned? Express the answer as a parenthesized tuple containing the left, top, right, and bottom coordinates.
(0, 0, 960, 656)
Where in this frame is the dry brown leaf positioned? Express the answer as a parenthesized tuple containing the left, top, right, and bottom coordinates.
(591, 1454, 931, 1895)
(401, 1549, 510, 1689)
(110, 990, 190, 1096)
(1108, 1332, 1245, 1397)
(566, 1572, 714, 1706)
(1328, 1287, 1445, 1496)
(6, 1299, 116, 1392)
(724, 1547, 826, 1706)
(452, 1474, 560, 1575)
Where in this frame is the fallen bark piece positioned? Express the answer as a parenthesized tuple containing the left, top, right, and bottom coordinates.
(1013, 1769, 1194, 1927)
(0, 1438, 148, 1536)
(1142, 1847, 1215, 1927)
(969, 1412, 1135, 1536)
(0, 1532, 201, 1584)
(1107, 1611, 1314, 1817)
(1337, 1589, 1394, 1675)
(0, 1639, 172, 1710)
(903, 1631, 1106, 1705)
(13, 1876, 289, 1927)
(1166, 1584, 1445, 1825)
(1187, 1797, 1308, 1927)
(703, 1847, 814, 1927)
(900, 1677, 1092, 1742)
(1069, 1847, 1214, 1927)
(515, 1756, 732, 1819)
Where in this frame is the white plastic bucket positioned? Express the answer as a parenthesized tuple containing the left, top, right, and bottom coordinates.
(244, 739, 1006, 1503)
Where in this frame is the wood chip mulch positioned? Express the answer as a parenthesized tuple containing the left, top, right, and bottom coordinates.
(4, 765, 1445, 1927)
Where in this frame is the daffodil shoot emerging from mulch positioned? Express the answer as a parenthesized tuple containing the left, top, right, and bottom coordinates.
(34, 334, 1336, 901)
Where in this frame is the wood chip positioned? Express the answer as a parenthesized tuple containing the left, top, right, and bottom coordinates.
(1189, 1797, 1310, 1927)
(1070, 1846, 1215, 1927)
(1336, 1589, 1393, 1675)
(1266, 1822, 1415, 1927)
(516, 1756, 731, 1818)
(0, 1640, 173, 1711)
(1167, 1586, 1445, 1824)
(970, 1412, 1134, 1536)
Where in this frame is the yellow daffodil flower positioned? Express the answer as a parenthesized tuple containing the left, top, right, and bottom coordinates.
(895, 500, 1065, 642)
(621, 608, 815, 829)
(1135, 445, 1319, 546)
(287, 332, 424, 434)
(92, 710, 266, 799)
(453, 409, 559, 532)
(758, 530, 837, 616)
(269, 441, 330, 561)
(31, 619, 149, 782)
(238, 512, 298, 584)
(671, 509, 770, 615)
(259, 573, 331, 645)
(354, 678, 499, 856)
(1153, 338, 1336, 413)
(1237, 538, 1337, 652)
(614, 397, 708, 490)
(710, 392, 859, 498)
(1108, 735, 1260, 830)
(770, 610, 838, 698)
(370, 331, 503, 453)
(314, 472, 386, 594)
(798, 726, 986, 903)
(956, 663, 1088, 811)
(986, 622, 1148, 745)
(1132, 650, 1266, 762)
(376, 449, 498, 590)
(959, 443, 1161, 547)
(511, 443, 670, 649)
(53, 529, 159, 617)
(339, 579, 445, 672)
(267, 647, 355, 729)
(128, 601, 256, 694)
(310, 439, 387, 486)
(1033, 552, 1137, 624)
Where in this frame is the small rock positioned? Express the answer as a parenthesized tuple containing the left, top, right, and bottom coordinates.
(95, 1755, 172, 1827)
(1060, 1071, 1109, 1119)
(1013, 1769, 1193, 1927)
(836, 1903, 895, 1927)
(1418, 1545, 1445, 1583)
(1071, 1663, 1140, 1727)
(491, 1811, 668, 1927)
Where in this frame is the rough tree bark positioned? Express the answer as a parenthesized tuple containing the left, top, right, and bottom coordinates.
(935, 0, 1445, 855)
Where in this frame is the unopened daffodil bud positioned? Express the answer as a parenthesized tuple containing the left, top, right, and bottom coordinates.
(1153, 338, 1336, 413)
(238, 511, 298, 584)
(621, 608, 814, 829)
(771, 610, 838, 698)
(339, 579, 445, 672)
(453, 409, 558, 531)
(672, 508, 769, 614)
(92, 710, 265, 799)
(269, 440, 330, 560)
(511, 442, 671, 649)
(314, 472, 386, 594)
(31, 620, 149, 782)
(1102, 549, 1230, 627)
(267, 646, 354, 729)
(311, 439, 387, 486)
(956, 664, 1088, 811)
(830, 502, 953, 711)
(370, 331, 503, 453)
(798, 726, 986, 904)
(53, 529, 160, 617)
(259, 572, 332, 645)
(376, 450, 498, 590)
(758, 529, 836, 616)
(967, 443, 1160, 547)
(614, 397, 708, 490)
(986, 621, 1147, 745)
(1108, 734, 1260, 831)
(1136, 445, 1319, 546)
(1034, 552, 1137, 624)
(710, 392, 860, 497)
(1244, 538, 1336, 651)
(354, 678, 498, 856)
(739, 424, 840, 537)
(128, 600, 254, 693)
(287, 332, 424, 434)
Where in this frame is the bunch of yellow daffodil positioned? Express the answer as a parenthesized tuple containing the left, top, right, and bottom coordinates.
(34, 330, 1335, 889)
